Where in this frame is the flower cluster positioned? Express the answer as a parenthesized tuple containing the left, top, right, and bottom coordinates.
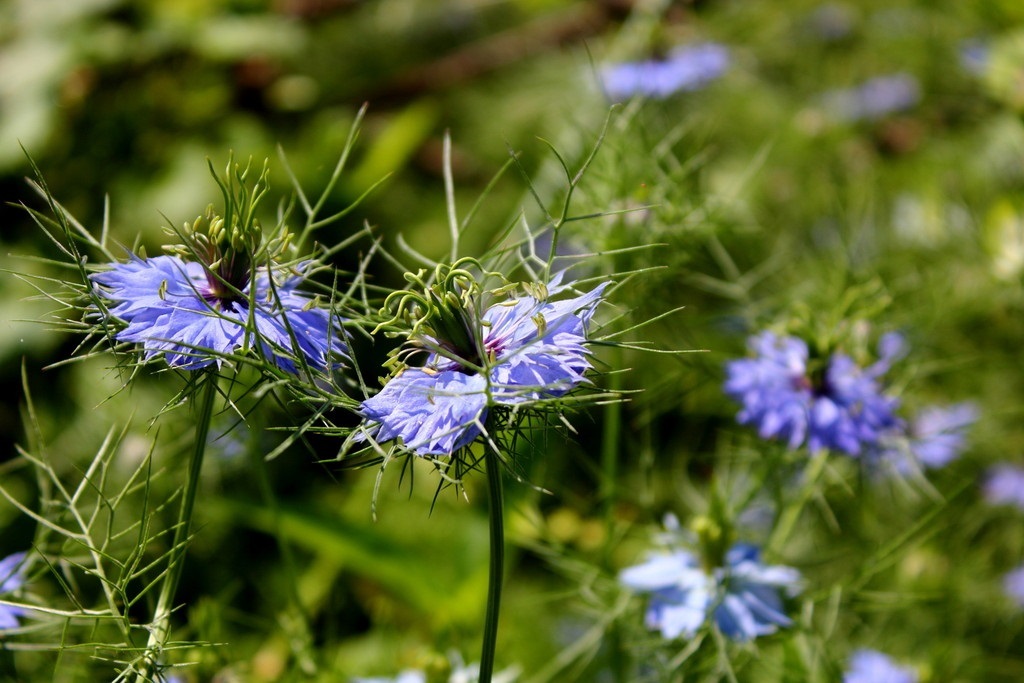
(724, 331, 903, 456)
(0, 552, 28, 629)
(600, 42, 730, 101)
(843, 649, 918, 683)
(359, 267, 606, 457)
(619, 523, 801, 641)
(724, 331, 976, 468)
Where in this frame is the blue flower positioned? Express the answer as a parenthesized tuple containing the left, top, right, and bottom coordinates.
(352, 673, 425, 683)
(1004, 565, 1024, 608)
(620, 542, 801, 641)
(724, 331, 903, 456)
(823, 73, 921, 122)
(984, 464, 1024, 510)
(844, 649, 918, 683)
(351, 655, 518, 683)
(91, 254, 344, 373)
(0, 552, 28, 629)
(359, 276, 606, 457)
(876, 403, 978, 472)
(601, 43, 729, 101)
(959, 39, 989, 76)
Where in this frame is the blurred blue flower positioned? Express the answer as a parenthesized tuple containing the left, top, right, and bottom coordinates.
(0, 552, 28, 629)
(823, 73, 921, 121)
(876, 402, 978, 471)
(844, 649, 918, 683)
(620, 542, 801, 641)
(960, 39, 990, 76)
(601, 43, 729, 101)
(360, 277, 606, 456)
(984, 464, 1024, 510)
(807, 3, 857, 42)
(724, 331, 903, 455)
(91, 254, 344, 373)
(1004, 565, 1024, 608)
(352, 656, 518, 683)
(353, 673, 425, 683)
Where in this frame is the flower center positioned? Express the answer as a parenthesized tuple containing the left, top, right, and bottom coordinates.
(169, 205, 262, 310)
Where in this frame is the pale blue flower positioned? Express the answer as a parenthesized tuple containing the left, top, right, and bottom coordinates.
(601, 43, 729, 101)
(875, 402, 978, 472)
(91, 254, 344, 373)
(0, 552, 28, 629)
(984, 464, 1024, 510)
(351, 656, 518, 683)
(960, 39, 989, 76)
(1004, 565, 1024, 608)
(823, 73, 921, 121)
(352, 673, 425, 683)
(620, 542, 801, 641)
(360, 277, 606, 456)
(724, 331, 903, 456)
(844, 649, 918, 683)
(807, 3, 856, 42)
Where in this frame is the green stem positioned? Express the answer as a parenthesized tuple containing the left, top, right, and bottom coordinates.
(479, 446, 505, 683)
(767, 450, 829, 555)
(137, 371, 217, 681)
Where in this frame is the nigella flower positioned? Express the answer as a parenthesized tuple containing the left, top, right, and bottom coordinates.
(723, 331, 903, 456)
(1004, 565, 1024, 608)
(983, 464, 1024, 510)
(959, 39, 989, 76)
(822, 73, 921, 122)
(875, 402, 978, 472)
(359, 268, 606, 457)
(353, 673, 426, 683)
(90, 207, 345, 374)
(0, 551, 28, 629)
(844, 649, 918, 683)
(600, 42, 730, 101)
(620, 541, 801, 641)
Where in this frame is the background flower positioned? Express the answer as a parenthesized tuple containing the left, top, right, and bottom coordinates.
(600, 42, 730, 101)
(724, 331, 902, 456)
(983, 464, 1024, 510)
(620, 542, 801, 641)
(876, 402, 978, 472)
(0, 552, 28, 630)
(844, 649, 918, 683)
(1005, 565, 1024, 608)
(822, 73, 921, 122)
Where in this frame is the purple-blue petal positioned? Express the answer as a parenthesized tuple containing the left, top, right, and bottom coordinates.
(360, 369, 488, 456)
(844, 649, 918, 683)
(90, 254, 345, 373)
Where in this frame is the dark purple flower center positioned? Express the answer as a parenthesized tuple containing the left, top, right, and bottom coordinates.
(198, 243, 251, 311)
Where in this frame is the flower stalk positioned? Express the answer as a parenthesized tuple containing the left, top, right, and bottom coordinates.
(137, 369, 217, 681)
(479, 445, 505, 683)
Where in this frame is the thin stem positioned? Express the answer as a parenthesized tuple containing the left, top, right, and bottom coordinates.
(767, 450, 829, 555)
(479, 446, 505, 683)
(137, 370, 217, 681)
